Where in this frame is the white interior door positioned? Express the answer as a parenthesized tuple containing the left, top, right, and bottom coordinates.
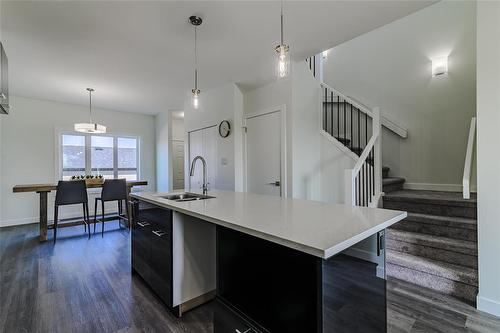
(172, 140, 185, 190)
(188, 126, 217, 191)
(245, 111, 282, 196)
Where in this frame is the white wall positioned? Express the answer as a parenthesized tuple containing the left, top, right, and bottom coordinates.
(476, 0, 500, 317)
(0, 95, 156, 227)
(156, 110, 170, 192)
(184, 83, 242, 191)
(323, 1, 476, 190)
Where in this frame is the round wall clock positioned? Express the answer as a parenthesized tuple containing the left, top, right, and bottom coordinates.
(218, 120, 231, 138)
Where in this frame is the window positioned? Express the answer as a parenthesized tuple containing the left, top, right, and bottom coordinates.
(60, 133, 139, 181)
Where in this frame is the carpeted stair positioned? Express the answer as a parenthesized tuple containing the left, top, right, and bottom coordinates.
(383, 187, 478, 304)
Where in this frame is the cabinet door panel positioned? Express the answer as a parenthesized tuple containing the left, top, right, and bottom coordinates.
(149, 229, 173, 306)
(131, 217, 152, 281)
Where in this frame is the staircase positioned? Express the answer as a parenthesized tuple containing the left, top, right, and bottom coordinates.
(382, 172, 478, 304)
(307, 54, 478, 304)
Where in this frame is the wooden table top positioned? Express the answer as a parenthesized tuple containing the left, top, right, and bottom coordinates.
(13, 180, 148, 193)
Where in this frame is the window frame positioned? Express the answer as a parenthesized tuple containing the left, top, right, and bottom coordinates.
(56, 130, 141, 184)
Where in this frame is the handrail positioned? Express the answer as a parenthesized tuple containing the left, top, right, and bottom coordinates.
(321, 82, 373, 118)
(463, 117, 476, 199)
(319, 82, 408, 139)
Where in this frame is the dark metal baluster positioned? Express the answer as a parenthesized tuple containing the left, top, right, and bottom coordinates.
(313, 55, 316, 78)
(365, 112, 368, 149)
(343, 99, 347, 144)
(337, 95, 340, 139)
(330, 92, 334, 136)
(324, 88, 327, 132)
(350, 104, 353, 150)
(357, 108, 361, 154)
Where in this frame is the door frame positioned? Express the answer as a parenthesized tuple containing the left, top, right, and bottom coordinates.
(243, 105, 287, 197)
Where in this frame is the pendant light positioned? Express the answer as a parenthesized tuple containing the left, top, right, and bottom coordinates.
(74, 88, 106, 133)
(275, 0, 290, 79)
(190, 15, 202, 109)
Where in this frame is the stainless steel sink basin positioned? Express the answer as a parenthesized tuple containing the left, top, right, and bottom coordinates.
(160, 192, 215, 202)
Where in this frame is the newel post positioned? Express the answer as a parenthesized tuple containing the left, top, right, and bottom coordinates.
(344, 169, 356, 206)
(373, 107, 382, 196)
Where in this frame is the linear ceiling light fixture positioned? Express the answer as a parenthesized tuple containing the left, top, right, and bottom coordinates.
(190, 15, 202, 110)
(275, 0, 290, 79)
(74, 88, 106, 134)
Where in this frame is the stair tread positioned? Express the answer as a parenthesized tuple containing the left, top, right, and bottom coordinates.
(384, 190, 477, 206)
(386, 229, 477, 253)
(383, 177, 406, 185)
(406, 212, 477, 230)
(386, 250, 478, 286)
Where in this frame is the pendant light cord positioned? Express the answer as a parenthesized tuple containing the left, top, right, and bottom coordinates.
(280, 0, 284, 45)
(194, 25, 198, 90)
(89, 89, 93, 123)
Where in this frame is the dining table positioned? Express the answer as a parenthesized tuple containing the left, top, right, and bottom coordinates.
(12, 180, 148, 241)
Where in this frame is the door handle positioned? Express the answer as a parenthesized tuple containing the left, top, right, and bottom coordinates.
(266, 180, 280, 187)
(152, 230, 167, 237)
(137, 221, 150, 227)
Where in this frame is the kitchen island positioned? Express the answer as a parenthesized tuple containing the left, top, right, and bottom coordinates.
(130, 190, 407, 333)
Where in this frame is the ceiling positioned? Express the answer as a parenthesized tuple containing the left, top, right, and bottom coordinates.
(1, 1, 435, 115)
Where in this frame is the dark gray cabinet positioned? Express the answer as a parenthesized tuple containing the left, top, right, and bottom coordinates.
(131, 200, 173, 307)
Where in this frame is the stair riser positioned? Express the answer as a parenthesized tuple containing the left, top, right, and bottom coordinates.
(391, 220, 477, 242)
(386, 238, 478, 269)
(406, 215, 477, 231)
(383, 182, 404, 194)
(386, 263, 478, 303)
(384, 201, 476, 219)
(386, 232, 477, 256)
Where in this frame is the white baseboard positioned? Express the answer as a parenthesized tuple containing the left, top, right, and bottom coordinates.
(0, 210, 119, 228)
(403, 182, 471, 193)
(477, 295, 500, 317)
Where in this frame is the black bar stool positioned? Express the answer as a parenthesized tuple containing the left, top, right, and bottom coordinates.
(53, 180, 90, 243)
(94, 179, 129, 237)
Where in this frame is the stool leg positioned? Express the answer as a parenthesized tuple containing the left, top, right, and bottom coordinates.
(94, 199, 98, 234)
(85, 203, 90, 239)
(101, 200, 105, 237)
(53, 205, 58, 244)
(82, 203, 87, 233)
(118, 200, 122, 228)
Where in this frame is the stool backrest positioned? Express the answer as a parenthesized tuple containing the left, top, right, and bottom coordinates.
(101, 179, 127, 201)
(55, 180, 88, 206)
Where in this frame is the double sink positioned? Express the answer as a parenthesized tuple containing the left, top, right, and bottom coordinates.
(160, 192, 215, 202)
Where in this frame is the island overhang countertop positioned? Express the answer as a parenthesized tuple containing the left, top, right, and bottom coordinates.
(131, 190, 407, 259)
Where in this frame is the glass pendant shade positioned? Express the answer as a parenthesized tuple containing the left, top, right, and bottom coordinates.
(74, 122, 106, 133)
(275, 44, 290, 79)
(192, 89, 200, 109)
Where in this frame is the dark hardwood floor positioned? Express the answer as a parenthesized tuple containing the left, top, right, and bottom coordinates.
(1, 223, 499, 333)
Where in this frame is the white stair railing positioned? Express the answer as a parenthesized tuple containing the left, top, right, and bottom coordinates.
(345, 107, 382, 207)
(463, 117, 476, 199)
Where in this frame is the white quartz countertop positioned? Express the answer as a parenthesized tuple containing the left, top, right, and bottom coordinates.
(131, 190, 407, 259)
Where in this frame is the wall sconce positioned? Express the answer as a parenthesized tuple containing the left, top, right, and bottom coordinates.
(432, 56, 448, 76)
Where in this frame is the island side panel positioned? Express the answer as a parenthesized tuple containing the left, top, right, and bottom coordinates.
(172, 212, 216, 310)
(322, 252, 387, 332)
(215, 225, 323, 333)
